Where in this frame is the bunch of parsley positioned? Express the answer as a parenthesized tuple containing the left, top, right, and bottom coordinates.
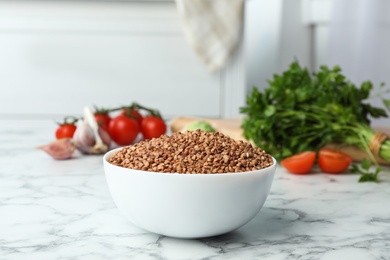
(241, 61, 390, 167)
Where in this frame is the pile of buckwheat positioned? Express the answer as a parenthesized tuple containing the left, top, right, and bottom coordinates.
(108, 130, 273, 174)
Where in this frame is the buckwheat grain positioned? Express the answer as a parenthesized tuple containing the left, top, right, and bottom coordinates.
(108, 130, 273, 174)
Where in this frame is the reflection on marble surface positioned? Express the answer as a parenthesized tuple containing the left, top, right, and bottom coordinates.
(1, 120, 390, 259)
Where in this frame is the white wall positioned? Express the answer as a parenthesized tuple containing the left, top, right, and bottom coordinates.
(245, 0, 283, 92)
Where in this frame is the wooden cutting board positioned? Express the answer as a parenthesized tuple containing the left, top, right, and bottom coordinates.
(170, 116, 390, 165)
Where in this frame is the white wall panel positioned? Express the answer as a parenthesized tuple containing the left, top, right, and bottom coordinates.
(0, 32, 220, 119)
(245, 0, 283, 92)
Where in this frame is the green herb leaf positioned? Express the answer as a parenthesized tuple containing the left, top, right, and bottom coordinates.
(264, 105, 276, 117)
(383, 99, 390, 110)
(351, 160, 381, 183)
(358, 174, 377, 183)
(361, 158, 371, 170)
(350, 164, 363, 174)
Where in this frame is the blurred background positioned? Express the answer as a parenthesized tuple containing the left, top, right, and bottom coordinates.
(0, 0, 388, 126)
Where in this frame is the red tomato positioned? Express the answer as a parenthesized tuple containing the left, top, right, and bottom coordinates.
(120, 109, 143, 126)
(55, 124, 77, 139)
(95, 113, 111, 132)
(108, 115, 139, 146)
(318, 148, 353, 173)
(280, 151, 316, 174)
(141, 116, 167, 140)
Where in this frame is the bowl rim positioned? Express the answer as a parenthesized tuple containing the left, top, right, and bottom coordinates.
(103, 147, 276, 177)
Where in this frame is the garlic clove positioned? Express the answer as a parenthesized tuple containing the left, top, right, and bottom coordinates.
(73, 108, 111, 154)
(99, 127, 112, 147)
(73, 119, 95, 154)
(37, 138, 76, 160)
(83, 106, 109, 154)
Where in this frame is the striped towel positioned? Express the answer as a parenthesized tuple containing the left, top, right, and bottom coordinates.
(175, 0, 245, 72)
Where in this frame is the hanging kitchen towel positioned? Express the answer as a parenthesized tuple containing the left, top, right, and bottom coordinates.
(175, 0, 244, 72)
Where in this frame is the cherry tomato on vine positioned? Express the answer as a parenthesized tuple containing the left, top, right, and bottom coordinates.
(280, 151, 316, 175)
(55, 117, 77, 139)
(109, 115, 139, 146)
(56, 124, 77, 139)
(318, 148, 352, 174)
(141, 116, 167, 140)
(120, 109, 143, 126)
(95, 113, 111, 132)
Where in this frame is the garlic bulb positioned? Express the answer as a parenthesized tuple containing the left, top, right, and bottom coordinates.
(73, 107, 111, 154)
(37, 138, 76, 160)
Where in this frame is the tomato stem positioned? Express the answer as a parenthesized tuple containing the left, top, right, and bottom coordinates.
(93, 105, 111, 115)
(57, 116, 79, 126)
(130, 102, 162, 118)
(107, 102, 162, 118)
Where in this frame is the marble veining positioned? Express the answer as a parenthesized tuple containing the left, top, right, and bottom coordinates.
(1, 120, 390, 260)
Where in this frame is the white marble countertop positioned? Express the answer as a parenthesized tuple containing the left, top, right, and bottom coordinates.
(1, 120, 390, 260)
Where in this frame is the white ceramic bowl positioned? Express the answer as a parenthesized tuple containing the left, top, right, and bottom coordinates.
(103, 147, 276, 239)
